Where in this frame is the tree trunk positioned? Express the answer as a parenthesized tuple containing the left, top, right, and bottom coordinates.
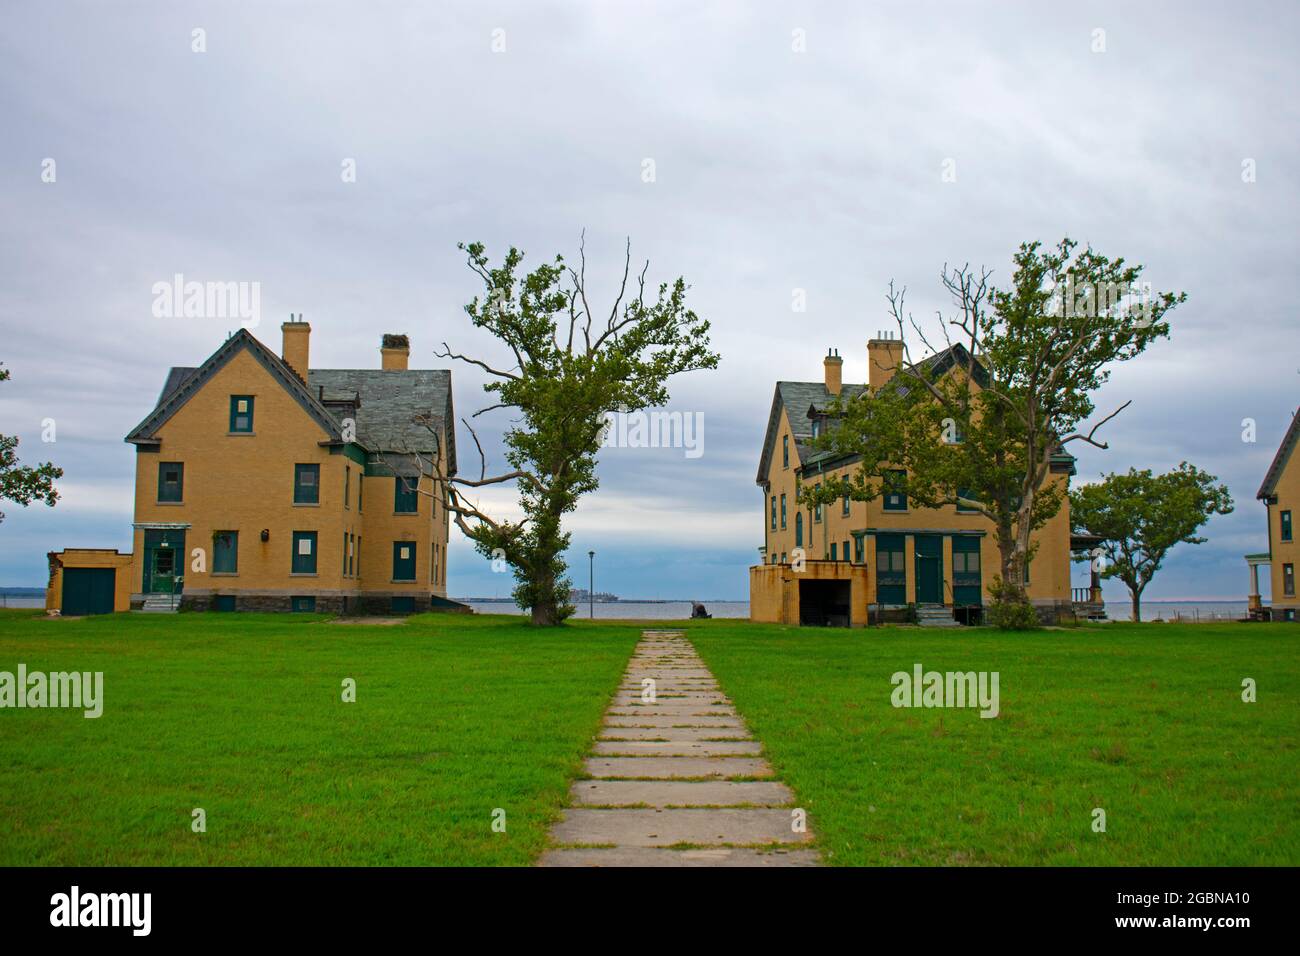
(1131, 590, 1141, 623)
(531, 602, 560, 626)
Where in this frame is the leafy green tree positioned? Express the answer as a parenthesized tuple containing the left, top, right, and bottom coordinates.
(802, 239, 1185, 624)
(0, 365, 62, 524)
(1070, 463, 1233, 622)
(423, 238, 719, 626)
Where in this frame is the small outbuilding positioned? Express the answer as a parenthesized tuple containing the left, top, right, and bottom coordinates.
(45, 550, 135, 615)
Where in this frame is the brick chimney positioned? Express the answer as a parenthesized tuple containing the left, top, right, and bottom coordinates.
(868, 331, 903, 392)
(381, 333, 409, 371)
(823, 348, 843, 395)
(281, 314, 310, 380)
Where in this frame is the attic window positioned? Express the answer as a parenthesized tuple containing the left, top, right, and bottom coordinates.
(230, 395, 254, 433)
(811, 419, 821, 439)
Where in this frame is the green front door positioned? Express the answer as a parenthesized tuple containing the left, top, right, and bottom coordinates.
(152, 548, 176, 594)
(914, 534, 943, 604)
(142, 529, 186, 594)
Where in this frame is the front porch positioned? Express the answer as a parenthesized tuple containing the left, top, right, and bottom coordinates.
(1244, 552, 1271, 620)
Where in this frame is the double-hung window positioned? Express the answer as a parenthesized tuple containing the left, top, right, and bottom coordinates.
(158, 462, 184, 502)
(292, 531, 318, 574)
(294, 464, 319, 504)
(394, 476, 419, 514)
(883, 470, 907, 511)
(213, 531, 238, 573)
(229, 395, 254, 433)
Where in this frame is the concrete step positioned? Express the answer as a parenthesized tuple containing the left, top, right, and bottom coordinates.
(571, 779, 793, 807)
(592, 740, 763, 757)
(600, 725, 751, 741)
(603, 715, 745, 729)
(537, 846, 820, 867)
(584, 756, 773, 779)
(549, 808, 814, 847)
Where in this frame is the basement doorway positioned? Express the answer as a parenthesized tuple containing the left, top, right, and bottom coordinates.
(799, 579, 851, 627)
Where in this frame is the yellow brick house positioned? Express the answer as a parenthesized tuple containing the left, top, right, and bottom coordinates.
(1247, 408, 1299, 621)
(751, 337, 1084, 627)
(47, 320, 457, 615)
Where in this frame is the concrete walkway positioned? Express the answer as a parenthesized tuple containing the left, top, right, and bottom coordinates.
(538, 630, 819, 867)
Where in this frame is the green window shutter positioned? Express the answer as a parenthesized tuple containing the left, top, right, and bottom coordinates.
(213, 531, 238, 573)
(158, 462, 184, 502)
(229, 395, 254, 433)
(830, 542, 837, 560)
(393, 541, 417, 582)
(780, 494, 786, 529)
(795, 513, 803, 547)
(394, 476, 419, 513)
(1282, 510, 1293, 542)
(292, 531, 317, 574)
(344, 466, 351, 509)
(294, 464, 320, 504)
(843, 540, 850, 562)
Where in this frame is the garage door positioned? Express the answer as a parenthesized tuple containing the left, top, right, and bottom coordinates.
(62, 568, 116, 616)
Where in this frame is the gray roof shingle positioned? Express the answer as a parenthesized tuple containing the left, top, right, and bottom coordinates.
(308, 368, 454, 462)
(126, 329, 455, 475)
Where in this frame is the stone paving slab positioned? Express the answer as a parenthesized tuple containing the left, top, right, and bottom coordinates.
(603, 715, 745, 728)
(592, 740, 763, 756)
(541, 630, 818, 866)
(550, 809, 812, 847)
(599, 725, 750, 740)
(570, 779, 794, 807)
(606, 705, 738, 717)
(538, 847, 819, 867)
(584, 756, 774, 779)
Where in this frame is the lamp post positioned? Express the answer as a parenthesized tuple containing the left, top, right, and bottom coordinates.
(588, 550, 595, 620)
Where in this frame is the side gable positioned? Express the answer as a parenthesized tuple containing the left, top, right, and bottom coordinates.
(125, 329, 343, 446)
(756, 386, 793, 485)
(1258, 407, 1300, 501)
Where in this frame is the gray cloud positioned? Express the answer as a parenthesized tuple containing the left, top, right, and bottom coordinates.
(2, 1, 1296, 602)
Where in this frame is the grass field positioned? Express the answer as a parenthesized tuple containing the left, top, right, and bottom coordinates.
(686, 619, 1300, 866)
(3, 609, 1296, 866)
(0, 609, 641, 866)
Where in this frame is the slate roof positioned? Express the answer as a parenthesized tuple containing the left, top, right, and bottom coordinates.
(1257, 407, 1300, 500)
(126, 329, 456, 475)
(308, 368, 455, 470)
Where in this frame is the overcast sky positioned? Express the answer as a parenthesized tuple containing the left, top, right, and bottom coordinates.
(1, 1, 1296, 604)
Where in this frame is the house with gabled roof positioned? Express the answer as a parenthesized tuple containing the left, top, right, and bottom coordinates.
(1246, 407, 1299, 621)
(46, 319, 458, 615)
(751, 336, 1088, 627)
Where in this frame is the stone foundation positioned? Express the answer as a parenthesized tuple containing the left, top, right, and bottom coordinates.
(177, 590, 433, 615)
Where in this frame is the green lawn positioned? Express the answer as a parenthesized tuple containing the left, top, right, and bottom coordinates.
(685, 620, 1299, 866)
(0, 609, 641, 866)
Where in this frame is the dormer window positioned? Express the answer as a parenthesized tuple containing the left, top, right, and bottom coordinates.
(811, 419, 821, 439)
